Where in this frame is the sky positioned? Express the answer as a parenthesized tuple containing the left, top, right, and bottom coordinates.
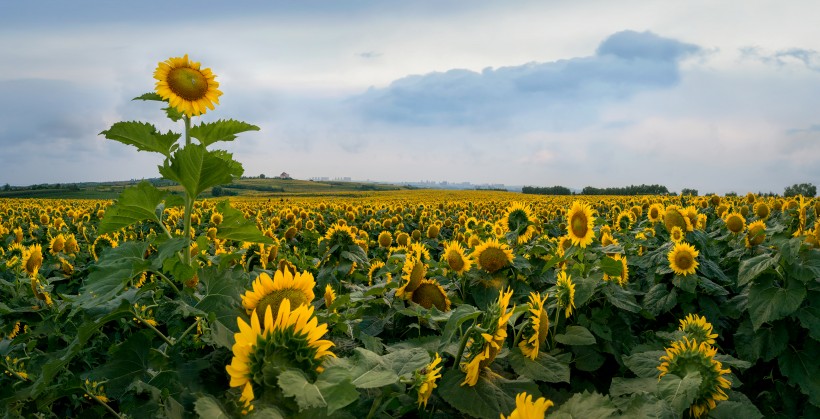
(1, 0, 819, 194)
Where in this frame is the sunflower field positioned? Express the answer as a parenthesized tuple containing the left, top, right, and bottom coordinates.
(2, 56, 820, 419)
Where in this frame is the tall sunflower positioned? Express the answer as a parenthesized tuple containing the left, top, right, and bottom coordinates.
(410, 279, 451, 312)
(472, 238, 514, 273)
(226, 301, 335, 413)
(154, 54, 222, 117)
(745, 220, 766, 248)
(566, 201, 595, 248)
(441, 240, 472, 274)
(679, 313, 718, 345)
(22, 244, 43, 279)
(518, 292, 549, 360)
(667, 242, 699, 276)
(502, 392, 554, 419)
(657, 337, 731, 418)
(241, 270, 316, 324)
(461, 288, 514, 386)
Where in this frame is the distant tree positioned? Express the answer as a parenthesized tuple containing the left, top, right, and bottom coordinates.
(725, 191, 738, 197)
(522, 185, 572, 195)
(681, 188, 698, 196)
(259, 173, 266, 179)
(2, 183, 9, 191)
(212, 186, 224, 197)
(784, 183, 817, 197)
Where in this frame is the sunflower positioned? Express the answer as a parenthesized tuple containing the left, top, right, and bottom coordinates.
(461, 288, 514, 386)
(745, 220, 766, 248)
(22, 244, 43, 278)
(663, 205, 691, 233)
(555, 270, 576, 318)
(377, 231, 393, 248)
(397, 256, 426, 298)
(91, 234, 118, 261)
(723, 212, 745, 234)
(566, 201, 595, 248)
(754, 202, 770, 219)
(658, 337, 731, 418)
(502, 392, 554, 419)
(324, 284, 336, 311)
(226, 300, 335, 413)
(504, 202, 537, 244)
(668, 242, 699, 276)
(241, 270, 316, 324)
(154, 54, 222, 117)
(367, 260, 391, 286)
(603, 254, 628, 287)
(472, 238, 514, 273)
(441, 241, 472, 274)
(616, 211, 634, 231)
(49, 234, 65, 255)
(600, 231, 619, 248)
(410, 279, 451, 312)
(670, 226, 685, 243)
(679, 313, 718, 345)
(415, 353, 443, 408)
(5, 242, 24, 269)
(518, 292, 549, 360)
(324, 223, 357, 245)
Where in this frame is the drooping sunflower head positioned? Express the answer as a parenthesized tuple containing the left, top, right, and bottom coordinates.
(555, 270, 576, 318)
(410, 279, 451, 312)
(441, 240, 472, 274)
(566, 201, 595, 248)
(600, 231, 619, 247)
(226, 300, 335, 412)
(22, 244, 43, 278)
(603, 254, 629, 287)
(241, 270, 316, 324)
(657, 337, 731, 418)
(5, 242, 24, 269)
(324, 284, 336, 311)
(502, 392, 554, 419)
(667, 242, 699, 276)
(670, 226, 685, 243)
(49, 234, 66, 255)
(473, 238, 514, 274)
(397, 256, 427, 298)
(723, 212, 745, 234)
(745, 220, 766, 248)
(414, 353, 443, 408)
(91, 234, 118, 261)
(460, 288, 514, 386)
(678, 313, 718, 345)
(504, 202, 537, 244)
(518, 292, 549, 360)
(154, 54, 222, 117)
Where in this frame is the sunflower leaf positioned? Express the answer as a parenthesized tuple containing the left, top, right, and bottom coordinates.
(747, 276, 806, 330)
(555, 325, 596, 346)
(133, 92, 164, 102)
(657, 371, 702, 415)
(213, 200, 273, 244)
(737, 253, 779, 286)
(100, 121, 180, 157)
(189, 119, 260, 147)
(551, 391, 618, 419)
(438, 369, 540, 419)
(508, 348, 571, 383)
(98, 181, 170, 234)
(159, 144, 243, 200)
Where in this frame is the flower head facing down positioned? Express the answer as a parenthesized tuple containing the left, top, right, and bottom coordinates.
(415, 353, 443, 408)
(518, 292, 549, 360)
(154, 54, 222, 117)
(555, 270, 576, 318)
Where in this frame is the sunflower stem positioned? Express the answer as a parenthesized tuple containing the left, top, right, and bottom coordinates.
(151, 270, 182, 295)
(453, 324, 481, 370)
(176, 319, 199, 343)
(184, 115, 191, 146)
(136, 313, 175, 346)
(365, 393, 383, 419)
(512, 320, 528, 348)
(88, 393, 125, 419)
(550, 305, 561, 348)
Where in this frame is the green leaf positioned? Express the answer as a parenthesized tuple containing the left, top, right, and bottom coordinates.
(609, 377, 659, 397)
(214, 200, 273, 244)
(98, 181, 170, 234)
(439, 304, 480, 351)
(603, 284, 642, 313)
(708, 399, 764, 419)
(551, 391, 617, 419)
(617, 392, 676, 419)
(278, 370, 326, 411)
(100, 121, 179, 157)
(572, 345, 605, 372)
(438, 369, 540, 419)
(381, 348, 431, 377)
(91, 330, 156, 398)
(159, 144, 243, 200)
(194, 396, 232, 419)
(737, 253, 779, 286)
(734, 319, 788, 362)
(601, 256, 625, 277)
(747, 276, 806, 330)
(508, 348, 571, 383)
(134, 92, 163, 102)
(278, 368, 359, 415)
(555, 325, 596, 346)
(777, 339, 820, 407)
(76, 241, 150, 310)
(644, 284, 677, 316)
(672, 275, 697, 293)
(623, 351, 666, 378)
(571, 274, 599, 308)
(189, 119, 260, 147)
(657, 371, 702, 414)
(195, 266, 246, 336)
(346, 348, 399, 389)
(796, 304, 820, 341)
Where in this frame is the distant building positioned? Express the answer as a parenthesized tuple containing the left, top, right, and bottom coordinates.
(278, 172, 291, 179)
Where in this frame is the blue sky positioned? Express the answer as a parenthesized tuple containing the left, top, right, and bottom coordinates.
(1, 0, 819, 194)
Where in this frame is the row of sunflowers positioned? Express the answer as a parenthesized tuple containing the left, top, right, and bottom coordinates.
(1, 190, 819, 417)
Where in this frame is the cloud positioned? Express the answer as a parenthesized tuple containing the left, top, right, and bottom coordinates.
(354, 30, 701, 127)
(740, 46, 820, 71)
(358, 51, 382, 59)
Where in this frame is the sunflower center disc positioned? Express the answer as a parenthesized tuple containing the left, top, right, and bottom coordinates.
(479, 248, 508, 273)
(167, 67, 208, 101)
(571, 214, 587, 238)
(446, 250, 464, 272)
(675, 252, 693, 271)
(256, 289, 309, 323)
